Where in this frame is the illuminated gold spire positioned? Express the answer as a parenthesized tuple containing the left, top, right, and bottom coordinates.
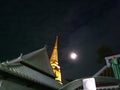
(50, 36, 62, 84)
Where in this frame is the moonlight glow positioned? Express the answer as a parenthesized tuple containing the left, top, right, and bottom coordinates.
(70, 52, 78, 60)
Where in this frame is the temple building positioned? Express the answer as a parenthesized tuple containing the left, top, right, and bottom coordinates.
(0, 46, 62, 90)
(92, 54, 120, 90)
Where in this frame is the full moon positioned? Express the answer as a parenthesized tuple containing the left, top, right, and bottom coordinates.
(70, 52, 78, 60)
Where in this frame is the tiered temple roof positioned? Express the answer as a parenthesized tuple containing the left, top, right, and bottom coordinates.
(0, 46, 61, 90)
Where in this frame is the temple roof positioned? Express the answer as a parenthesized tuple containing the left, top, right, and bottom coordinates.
(0, 47, 62, 89)
(3, 46, 55, 78)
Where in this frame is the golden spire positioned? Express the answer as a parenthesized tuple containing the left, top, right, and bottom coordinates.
(50, 36, 62, 84)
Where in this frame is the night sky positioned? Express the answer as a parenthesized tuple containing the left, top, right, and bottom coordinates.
(0, 0, 120, 82)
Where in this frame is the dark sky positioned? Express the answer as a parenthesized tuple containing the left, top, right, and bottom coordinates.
(0, 0, 120, 81)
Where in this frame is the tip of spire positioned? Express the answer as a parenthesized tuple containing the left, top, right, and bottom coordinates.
(54, 36, 58, 49)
